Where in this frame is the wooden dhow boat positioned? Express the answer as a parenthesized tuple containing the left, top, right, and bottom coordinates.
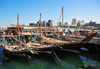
(20, 32, 57, 54)
(3, 44, 29, 56)
(22, 13, 57, 54)
(2, 13, 29, 56)
(40, 6, 97, 53)
(42, 33, 97, 53)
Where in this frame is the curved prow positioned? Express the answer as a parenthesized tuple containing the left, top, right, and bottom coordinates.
(81, 33, 97, 42)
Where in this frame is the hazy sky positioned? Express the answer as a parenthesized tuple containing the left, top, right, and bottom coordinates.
(0, 0, 100, 26)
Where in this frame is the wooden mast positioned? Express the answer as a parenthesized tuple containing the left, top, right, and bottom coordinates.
(40, 13, 42, 45)
(3, 28, 5, 45)
(17, 13, 21, 48)
(62, 6, 64, 36)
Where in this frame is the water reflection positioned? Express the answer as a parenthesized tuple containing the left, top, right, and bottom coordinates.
(55, 50, 84, 69)
(79, 52, 100, 69)
(28, 54, 58, 69)
(1, 48, 100, 69)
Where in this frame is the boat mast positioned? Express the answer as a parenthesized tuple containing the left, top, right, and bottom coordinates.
(3, 28, 5, 45)
(40, 13, 42, 45)
(17, 13, 21, 48)
(62, 6, 64, 35)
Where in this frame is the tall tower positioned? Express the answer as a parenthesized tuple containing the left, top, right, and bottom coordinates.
(71, 18, 77, 26)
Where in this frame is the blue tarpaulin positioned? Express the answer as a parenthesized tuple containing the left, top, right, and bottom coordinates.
(80, 47, 88, 51)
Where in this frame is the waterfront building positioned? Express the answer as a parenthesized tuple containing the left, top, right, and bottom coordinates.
(29, 22, 38, 26)
(46, 20, 58, 27)
(51, 21, 58, 27)
(58, 22, 61, 26)
(77, 20, 81, 28)
(83, 20, 100, 29)
(46, 20, 52, 26)
(46, 20, 53, 26)
(80, 20, 85, 26)
(29, 20, 58, 27)
(64, 22, 68, 26)
(87, 20, 100, 27)
(43, 21, 47, 26)
(0, 26, 8, 30)
(71, 18, 77, 26)
(88, 20, 96, 26)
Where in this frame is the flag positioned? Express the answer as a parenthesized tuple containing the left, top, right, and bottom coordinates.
(4, 32, 6, 35)
(18, 24, 22, 33)
(19, 24, 21, 29)
(5, 33, 6, 35)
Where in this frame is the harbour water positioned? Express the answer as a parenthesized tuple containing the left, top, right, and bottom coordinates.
(0, 48, 100, 69)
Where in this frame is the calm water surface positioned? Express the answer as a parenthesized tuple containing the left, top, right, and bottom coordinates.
(0, 48, 100, 69)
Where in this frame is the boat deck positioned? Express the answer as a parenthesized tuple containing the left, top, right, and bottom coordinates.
(26, 42, 56, 49)
(5, 45, 27, 51)
(42, 37, 76, 44)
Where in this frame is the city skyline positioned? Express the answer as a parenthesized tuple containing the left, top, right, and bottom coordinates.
(0, 0, 100, 26)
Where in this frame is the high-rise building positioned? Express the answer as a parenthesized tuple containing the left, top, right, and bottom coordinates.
(51, 21, 58, 27)
(58, 22, 61, 26)
(46, 20, 58, 27)
(77, 20, 81, 28)
(64, 22, 68, 26)
(46, 20, 53, 26)
(43, 21, 47, 26)
(80, 20, 85, 26)
(71, 18, 77, 26)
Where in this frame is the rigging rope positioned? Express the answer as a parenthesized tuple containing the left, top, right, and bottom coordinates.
(58, 10, 62, 24)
